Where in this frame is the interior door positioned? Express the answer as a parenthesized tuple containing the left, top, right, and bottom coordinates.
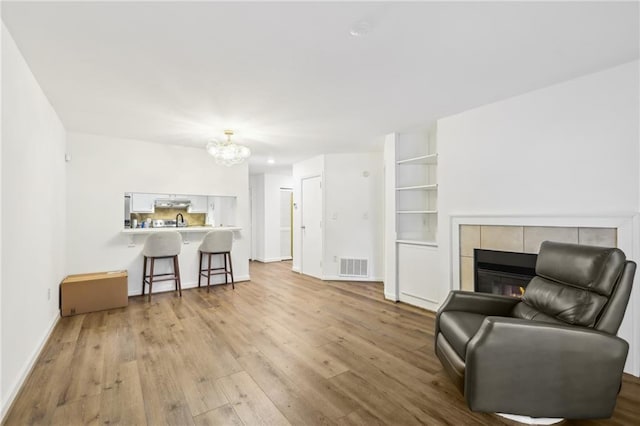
(280, 189, 293, 260)
(301, 176, 322, 278)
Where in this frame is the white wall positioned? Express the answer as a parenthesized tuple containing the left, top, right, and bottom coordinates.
(438, 60, 639, 292)
(0, 19, 4, 413)
(292, 155, 324, 273)
(292, 153, 384, 281)
(433, 60, 640, 373)
(1, 23, 67, 417)
(439, 60, 639, 221)
(66, 132, 250, 295)
(323, 153, 383, 280)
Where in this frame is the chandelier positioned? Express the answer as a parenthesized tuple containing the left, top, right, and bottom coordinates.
(206, 130, 251, 166)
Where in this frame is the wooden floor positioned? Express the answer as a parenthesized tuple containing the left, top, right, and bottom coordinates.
(5, 261, 640, 425)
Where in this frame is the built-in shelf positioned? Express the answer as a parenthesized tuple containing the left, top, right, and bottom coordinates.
(396, 210, 438, 214)
(393, 131, 438, 245)
(396, 239, 438, 247)
(396, 184, 438, 191)
(396, 153, 438, 165)
(385, 129, 439, 308)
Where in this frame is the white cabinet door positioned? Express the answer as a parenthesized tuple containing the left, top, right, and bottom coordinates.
(397, 243, 441, 311)
(131, 193, 156, 213)
(188, 195, 208, 213)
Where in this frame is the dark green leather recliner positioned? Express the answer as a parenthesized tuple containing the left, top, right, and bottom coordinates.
(435, 241, 636, 419)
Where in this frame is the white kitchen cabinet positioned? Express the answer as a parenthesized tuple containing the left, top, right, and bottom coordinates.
(131, 193, 156, 213)
(188, 195, 208, 213)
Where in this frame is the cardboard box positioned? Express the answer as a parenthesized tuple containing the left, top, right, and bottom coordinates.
(60, 271, 128, 316)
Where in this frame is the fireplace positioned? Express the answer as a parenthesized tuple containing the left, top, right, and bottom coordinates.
(474, 249, 537, 298)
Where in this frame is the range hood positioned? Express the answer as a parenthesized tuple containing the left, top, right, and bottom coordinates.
(154, 199, 191, 209)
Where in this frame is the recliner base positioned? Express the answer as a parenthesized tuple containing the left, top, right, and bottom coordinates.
(496, 413, 563, 425)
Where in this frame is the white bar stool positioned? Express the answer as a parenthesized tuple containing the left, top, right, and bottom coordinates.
(198, 230, 234, 291)
(142, 231, 183, 302)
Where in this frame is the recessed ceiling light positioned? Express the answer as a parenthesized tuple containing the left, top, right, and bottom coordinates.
(267, 158, 275, 164)
(349, 20, 372, 37)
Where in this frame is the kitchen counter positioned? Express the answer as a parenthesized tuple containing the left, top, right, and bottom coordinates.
(115, 224, 248, 295)
(121, 226, 241, 235)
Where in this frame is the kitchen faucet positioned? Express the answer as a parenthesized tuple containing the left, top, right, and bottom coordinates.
(176, 213, 184, 227)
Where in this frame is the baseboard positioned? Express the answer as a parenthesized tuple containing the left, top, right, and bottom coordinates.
(254, 257, 283, 263)
(1, 312, 60, 422)
(292, 266, 301, 273)
(384, 291, 399, 302)
(399, 292, 439, 313)
(127, 275, 251, 296)
(322, 275, 383, 283)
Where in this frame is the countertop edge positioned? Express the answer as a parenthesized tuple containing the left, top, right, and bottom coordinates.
(121, 226, 241, 234)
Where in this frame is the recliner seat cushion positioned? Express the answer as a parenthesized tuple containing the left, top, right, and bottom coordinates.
(438, 311, 487, 360)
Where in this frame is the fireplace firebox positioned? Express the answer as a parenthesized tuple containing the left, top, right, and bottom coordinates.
(474, 249, 537, 298)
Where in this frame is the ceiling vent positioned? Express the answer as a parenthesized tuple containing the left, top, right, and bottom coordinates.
(339, 258, 369, 278)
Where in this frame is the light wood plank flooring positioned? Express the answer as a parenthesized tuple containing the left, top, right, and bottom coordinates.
(4, 261, 640, 425)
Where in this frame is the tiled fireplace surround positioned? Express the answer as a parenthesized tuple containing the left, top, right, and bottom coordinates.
(449, 215, 638, 295)
(459, 225, 617, 291)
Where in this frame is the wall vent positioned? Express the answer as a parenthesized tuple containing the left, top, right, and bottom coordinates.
(339, 258, 369, 278)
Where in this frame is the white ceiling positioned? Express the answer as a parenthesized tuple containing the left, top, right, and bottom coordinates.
(2, 2, 638, 174)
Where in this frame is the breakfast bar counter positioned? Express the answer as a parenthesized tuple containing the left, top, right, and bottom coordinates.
(121, 226, 241, 235)
(119, 225, 246, 295)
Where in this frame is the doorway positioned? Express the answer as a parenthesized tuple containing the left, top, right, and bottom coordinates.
(280, 188, 293, 260)
(301, 175, 322, 278)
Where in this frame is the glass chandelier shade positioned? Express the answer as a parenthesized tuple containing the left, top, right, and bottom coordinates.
(206, 130, 251, 166)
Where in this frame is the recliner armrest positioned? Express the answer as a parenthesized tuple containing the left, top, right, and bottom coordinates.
(465, 317, 628, 419)
(438, 291, 520, 316)
(435, 291, 520, 342)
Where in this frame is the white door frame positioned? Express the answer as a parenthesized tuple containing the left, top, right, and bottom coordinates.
(249, 185, 255, 261)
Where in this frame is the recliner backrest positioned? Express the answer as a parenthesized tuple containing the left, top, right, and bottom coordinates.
(512, 241, 631, 330)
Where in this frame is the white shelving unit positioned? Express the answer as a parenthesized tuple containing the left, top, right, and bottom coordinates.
(394, 130, 438, 245)
(383, 126, 440, 310)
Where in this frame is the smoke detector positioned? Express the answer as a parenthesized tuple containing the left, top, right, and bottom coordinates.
(349, 20, 373, 37)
